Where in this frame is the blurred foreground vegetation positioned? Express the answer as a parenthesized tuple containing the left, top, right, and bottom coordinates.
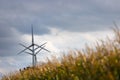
(2, 27, 120, 80)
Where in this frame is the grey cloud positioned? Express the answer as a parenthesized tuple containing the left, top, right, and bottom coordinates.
(92, 0, 120, 12)
(0, 38, 20, 56)
(0, 0, 120, 34)
(0, 27, 21, 56)
(0, 27, 13, 37)
(0, 0, 120, 57)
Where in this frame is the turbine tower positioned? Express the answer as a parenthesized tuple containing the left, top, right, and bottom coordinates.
(18, 25, 50, 67)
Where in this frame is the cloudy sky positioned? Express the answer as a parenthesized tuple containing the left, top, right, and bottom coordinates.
(0, 0, 120, 75)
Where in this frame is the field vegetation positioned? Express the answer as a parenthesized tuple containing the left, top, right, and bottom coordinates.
(2, 27, 120, 80)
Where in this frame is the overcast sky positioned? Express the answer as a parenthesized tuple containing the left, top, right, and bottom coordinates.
(0, 0, 120, 75)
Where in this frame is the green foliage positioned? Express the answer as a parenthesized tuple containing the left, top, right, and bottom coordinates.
(2, 27, 120, 80)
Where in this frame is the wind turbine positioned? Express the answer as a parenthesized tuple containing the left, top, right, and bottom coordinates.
(18, 25, 50, 67)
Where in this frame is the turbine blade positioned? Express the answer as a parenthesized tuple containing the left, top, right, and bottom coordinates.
(34, 42, 47, 50)
(18, 44, 32, 54)
(35, 44, 51, 53)
(25, 52, 33, 55)
(35, 45, 46, 55)
(31, 25, 34, 45)
(42, 48, 51, 53)
(19, 43, 32, 52)
(35, 48, 43, 55)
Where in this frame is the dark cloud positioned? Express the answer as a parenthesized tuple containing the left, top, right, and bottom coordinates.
(0, 0, 120, 34)
(0, 26, 21, 56)
(0, 0, 119, 35)
(0, 0, 120, 56)
(0, 36, 20, 56)
(14, 24, 50, 35)
(0, 0, 119, 55)
(0, 27, 13, 37)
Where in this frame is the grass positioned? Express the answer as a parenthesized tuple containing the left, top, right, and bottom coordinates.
(2, 27, 120, 80)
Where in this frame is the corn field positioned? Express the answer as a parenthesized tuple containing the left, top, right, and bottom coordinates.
(2, 27, 120, 80)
